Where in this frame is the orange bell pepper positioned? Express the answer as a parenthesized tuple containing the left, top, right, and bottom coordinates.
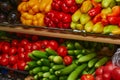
(107, 6, 120, 17)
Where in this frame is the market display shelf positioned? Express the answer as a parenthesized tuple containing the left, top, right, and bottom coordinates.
(0, 66, 28, 75)
(0, 23, 120, 45)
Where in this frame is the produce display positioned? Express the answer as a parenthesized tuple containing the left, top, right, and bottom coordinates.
(0, 31, 118, 80)
(1, 0, 120, 80)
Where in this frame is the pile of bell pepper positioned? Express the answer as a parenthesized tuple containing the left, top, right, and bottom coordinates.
(18, 0, 120, 34)
(70, 0, 120, 34)
(44, 0, 78, 29)
(18, 0, 53, 26)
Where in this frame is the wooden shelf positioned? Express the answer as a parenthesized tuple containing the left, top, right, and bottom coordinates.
(0, 26, 120, 45)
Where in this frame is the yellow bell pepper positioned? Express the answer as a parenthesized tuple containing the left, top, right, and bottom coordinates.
(39, 0, 53, 13)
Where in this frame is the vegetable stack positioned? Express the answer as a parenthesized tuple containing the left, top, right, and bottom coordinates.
(25, 40, 112, 80)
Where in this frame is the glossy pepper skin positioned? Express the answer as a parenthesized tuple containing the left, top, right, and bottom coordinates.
(88, 5, 101, 17)
(81, 74, 95, 80)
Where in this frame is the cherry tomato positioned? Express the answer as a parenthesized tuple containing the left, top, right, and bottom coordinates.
(63, 56, 72, 65)
(57, 46, 67, 57)
(9, 55, 18, 65)
(103, 72, 111, 80)
(18, 52, 25, 61)
(20, 39, 29, 47)
(111, 67, 120, 80)
(17, 47, 25, 53)
(49, 40, 58, 47)
(24, 43, 32, 51)
(32, 43, 39, 50)
(11, 39, 19, 47)
(95, 75, 103, 80)
(2, 42, 10, 53)
(41, 40, 49, 49)
(9, 47, 17, 55)
(1, 57, 9, 66)
(95, 66, 104, 75)
(17, 61, 26, 71)
(12, 63, 18, 69)
(81, 74, 95, 80)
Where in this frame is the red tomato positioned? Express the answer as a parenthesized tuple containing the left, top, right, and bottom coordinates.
(9, 47, 17, 55)
(41, 40, 49, 49)
(12, 63, 18, 69)
(111, 67, 120, 80)
(32, 43, 39, 50)
(1, 57, 9, 66)
(63, 56, 72, 65)
(95, 75, 103, 80)
(17, 61, 26, 71)
(11, 39, 19, 47)
(81, 74, 95, 80)
(24, 43, 32, 51)
(18, 52, 25, 61)
(48, 40, 59, 50)
(34, 41, 42, 49)
(95, 66, 104, 75)
(17, 47, 25, 53)
(0, 42, 5, 51)
(1, 53, 9, 58)
(103, 63, 116, 74)
(9, 55, 18, 65)
(20, 39, 29, 47)
(57, 46, 67, 57)
(103, 72, 111, 80)
(2, 42, 10, 53)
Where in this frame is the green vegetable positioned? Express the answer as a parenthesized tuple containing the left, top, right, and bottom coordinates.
(55, 63, 77, 76)
(68, 50, 75, 56)
(103, 25, 119, 34)
(88, 67, 95, 74)
(41, 58, 50, 66)
(36, 59, 42, 66)
(75, 0, 84, 4)
(45, 48, 57, 56)
(31, 50, 48, 58)
(74, 42, 83, 49)
(67, 42, 75, 50)
(49, 75, 58, 80)
(27, 61, 37, 69)
(67, 63, 88, 80)
(95, 57, 109, 68)
(42, 78, 49, 80)
(37, 72, 43, 78)
(78, 53, 97, 63)
(41, 66, 49, 72)
(80, 13, 91, 25)
(72, 9, 81, 22)
(34, 75, 39, 80)
(102, 0, 113, 8)
(53, 56, 63, 64)
(52, 65, 65, 70)
(28, 53, 39, 60)
(59, 76, 68, 80)
(43, 72, 51, 78)
(32, 67, 42, 75)
(88, 58, 98, 68)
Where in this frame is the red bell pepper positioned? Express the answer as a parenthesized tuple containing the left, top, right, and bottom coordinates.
(88, 5, 101, 17)
(92, 13, 101, 24)
(81, 74, 95, 80)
